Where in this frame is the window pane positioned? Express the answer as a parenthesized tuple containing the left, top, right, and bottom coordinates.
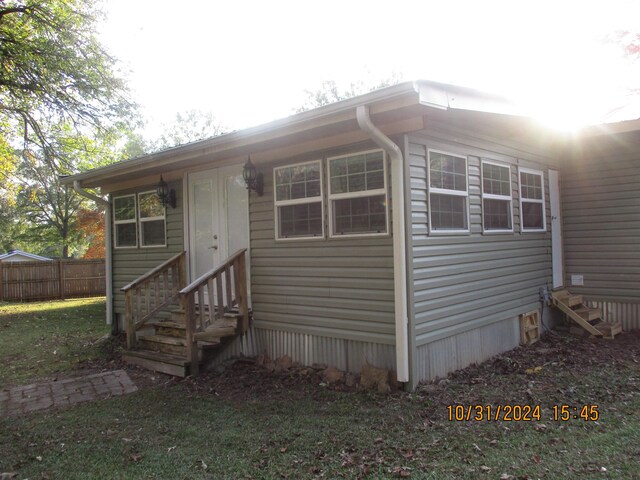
(276, 185, 290, 201)
(116, 223, 136, 247)
(329, 151, 385, 194)
(114, 196, 135, 221)
(483, 163, 511, 197)
(429, 152, 467, 192)
(141, 220, 166, 246)
(522, 202, 544, 229)
(330, 176, 348, 194)
(430, 193, 467, 230)
(520, 172, 543, 200)
(275, 163, 322, 202)
(483, 198, 512, 230)
(367, 170, 384, 189)
(139, 192, 164, 218)
(278, 202, 323, 238)
(332, 194, 387, 235)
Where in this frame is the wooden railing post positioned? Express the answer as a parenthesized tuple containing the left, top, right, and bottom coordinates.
(178, 253, 187, 289)
(58, 259, 65, 300)
(234, 253, 249, 333)
(183, 294, 199, 376)
(124, 289, 135, 349)
(0, 261, 4, 302)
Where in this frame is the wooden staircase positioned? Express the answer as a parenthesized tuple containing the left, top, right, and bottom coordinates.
(123, 305, 245, 377)
(120, 249, 250, 377)
(551, 289, 622, 339)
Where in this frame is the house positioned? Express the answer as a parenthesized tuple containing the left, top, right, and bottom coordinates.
(0, 250, 51, 263)
(61, 81, 638, 389)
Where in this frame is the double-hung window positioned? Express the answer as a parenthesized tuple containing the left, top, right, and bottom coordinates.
(138, 191, 166, 247)
(274, 160, 324, 239)
(428, 150, 469, 232)
(113, 195, 137, 248)
(482, 161, 513, 232)
(328, 150, 388, 237)
(519, 168, 546, 232)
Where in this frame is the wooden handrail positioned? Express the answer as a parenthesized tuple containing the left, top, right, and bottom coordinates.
(181, 248, 249, 375)
(121, 251, 185, 292)
(123, 251, 187, 349)
(179, 249, 247, 296)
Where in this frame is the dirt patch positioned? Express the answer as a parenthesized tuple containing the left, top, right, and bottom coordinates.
(86, 329, 640, 409)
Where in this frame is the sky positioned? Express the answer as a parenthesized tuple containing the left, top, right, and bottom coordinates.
(99, 0, 640, 137)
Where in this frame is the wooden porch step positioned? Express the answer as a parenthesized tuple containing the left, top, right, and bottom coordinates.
(122, 350, 191, 377)
(574, 307, 602, 322)
(149, 321, 186, 337)
(138, 334, 187, 356)
(170, 306, 241, 322)
(551, 289, 583, 307)
(594, 321, 623, 339)
(193, 325, 237, 342)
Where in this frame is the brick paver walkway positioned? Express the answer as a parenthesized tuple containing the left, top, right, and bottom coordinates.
(0, 370, 137, 417)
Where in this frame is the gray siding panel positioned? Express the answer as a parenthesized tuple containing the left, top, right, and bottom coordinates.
(249, 161, 395, 346)
(407, 131, 556, 382)
(563, 133, 640, 305)
(112, 181, 184, 317)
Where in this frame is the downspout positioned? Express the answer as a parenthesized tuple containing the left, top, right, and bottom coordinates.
(356, 105, 409, 383)
(73, 181, 114, 333)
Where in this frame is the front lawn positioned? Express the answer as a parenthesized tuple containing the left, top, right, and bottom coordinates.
(0, 298, 110, 386)
(1, 300, 640, 478)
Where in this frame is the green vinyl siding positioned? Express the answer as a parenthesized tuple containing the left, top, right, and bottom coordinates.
(407, 132, 555, 348)
(111, 181, 184, 317)
(249, 162, 395, 344)
(562, 132, 640, 303)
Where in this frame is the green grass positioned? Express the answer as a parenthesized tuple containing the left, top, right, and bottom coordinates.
(0, 298, 110, 386)
(1, 301, 640, 478)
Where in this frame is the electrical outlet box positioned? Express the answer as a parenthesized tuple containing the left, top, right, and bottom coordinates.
(571, 274, 584, 286)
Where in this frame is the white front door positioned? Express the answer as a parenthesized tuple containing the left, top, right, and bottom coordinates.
(549, 169, 564, 288)
(187, 165, 250, 284)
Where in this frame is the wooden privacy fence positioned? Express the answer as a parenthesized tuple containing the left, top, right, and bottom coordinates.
(0, 259, 106, 301)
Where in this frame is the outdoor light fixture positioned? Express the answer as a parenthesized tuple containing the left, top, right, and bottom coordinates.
(242, 156, 264, 196)
(156, 175, 176, 208)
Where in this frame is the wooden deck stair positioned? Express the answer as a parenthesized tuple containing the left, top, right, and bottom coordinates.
(551, 289, 622, 339)
(122, 306, 244, 377)
(120, 249, 250, 377)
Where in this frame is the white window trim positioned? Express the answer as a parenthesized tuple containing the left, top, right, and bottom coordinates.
(427, 149, 470, 235)
(138, 190, 167, 248)
(273, 159, 325, 241)
(327, 149, 389, 239)
(113, 194, 137, 249)
(481, 160, 514, 234)
(518, 167, 547, 233)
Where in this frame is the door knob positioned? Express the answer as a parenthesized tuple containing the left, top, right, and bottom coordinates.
(213, 234, 218, 239)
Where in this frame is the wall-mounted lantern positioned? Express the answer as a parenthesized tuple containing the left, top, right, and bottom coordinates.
(156, 175, 177, 208)
(242, 156, 264, 196)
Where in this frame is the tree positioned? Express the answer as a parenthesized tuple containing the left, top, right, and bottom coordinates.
(153, 110, 227, 150)
(16, 150, 84, 258)
(0, 0, 134, 170)
(77, 208, 104, 258)
(295, 74, 404, 113)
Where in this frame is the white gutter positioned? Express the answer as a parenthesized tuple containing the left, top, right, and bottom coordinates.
(73, 181, 113, 327)
(356, 105, 409, 383)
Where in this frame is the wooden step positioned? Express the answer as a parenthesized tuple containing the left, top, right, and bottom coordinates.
(138, 334, 187, 356)
(594, 321, 623, 339)
(149, 321, 186, 337)
(551, 288, 569, 299)
(559, 294, 583, 307)
(574, 307, 602, 322)
(193, 325, 237, 342)
(122, 350, 191, 377)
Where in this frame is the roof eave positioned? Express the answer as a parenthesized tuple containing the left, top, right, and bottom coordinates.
(61, 81, 422, 188)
